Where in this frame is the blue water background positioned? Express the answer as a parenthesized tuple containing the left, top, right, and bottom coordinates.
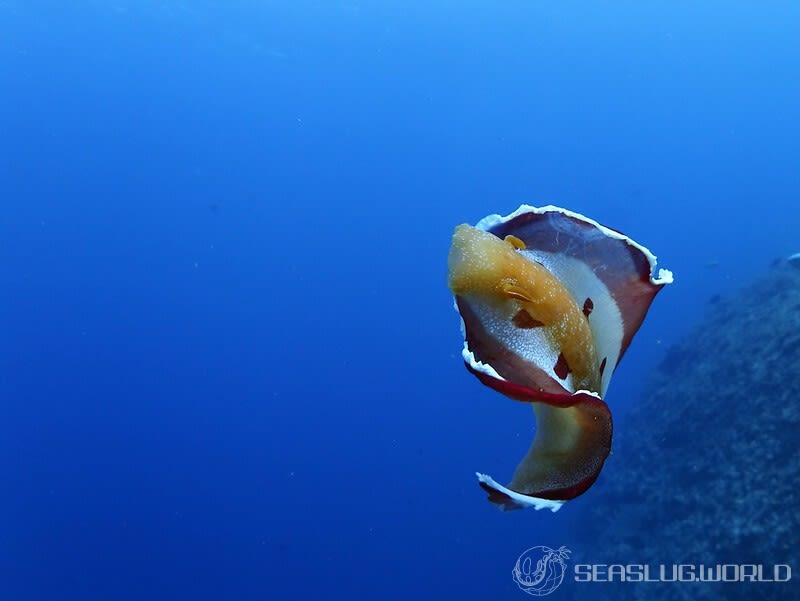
(2, 1, 799, 599)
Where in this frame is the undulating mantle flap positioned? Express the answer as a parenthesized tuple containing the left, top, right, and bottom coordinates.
(447, 205, 673, 512)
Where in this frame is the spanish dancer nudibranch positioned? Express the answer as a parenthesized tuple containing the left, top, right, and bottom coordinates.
(447, 205, 673, 511)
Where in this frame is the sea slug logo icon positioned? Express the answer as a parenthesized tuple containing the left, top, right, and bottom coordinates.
(512, 546, 571, 596)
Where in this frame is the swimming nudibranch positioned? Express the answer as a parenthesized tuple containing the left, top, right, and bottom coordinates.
(448, 205, 673, 511)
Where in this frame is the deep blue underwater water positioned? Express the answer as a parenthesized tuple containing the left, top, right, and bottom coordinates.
(2, 1, 799, 600)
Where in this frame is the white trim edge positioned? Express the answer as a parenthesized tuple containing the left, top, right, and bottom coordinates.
(475, 204, 674, 285)
(476, 472, 564, 512)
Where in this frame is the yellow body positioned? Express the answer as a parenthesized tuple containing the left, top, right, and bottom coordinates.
(448, 224, 600, 393)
